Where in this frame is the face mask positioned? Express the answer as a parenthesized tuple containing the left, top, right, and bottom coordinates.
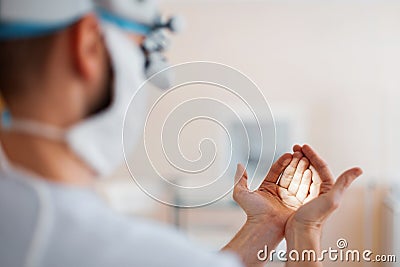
(1, 23, 147, 177)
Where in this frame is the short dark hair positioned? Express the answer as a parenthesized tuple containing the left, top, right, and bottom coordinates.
(0, 33, 57, 100)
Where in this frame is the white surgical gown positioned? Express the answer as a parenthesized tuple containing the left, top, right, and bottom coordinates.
(0, 147, 242, 267)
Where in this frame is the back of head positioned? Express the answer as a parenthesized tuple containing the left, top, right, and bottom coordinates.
(0, 0, 94, 106)
(0, 33, 57, 99)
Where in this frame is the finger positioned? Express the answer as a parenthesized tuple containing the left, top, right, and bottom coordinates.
(288, 157, 310, 195)
(330, 167, 363, 202)
(234, 163, 249, 191)
(306, 183, 320, 202)
(264, 153, 292, 183)
(293, 144, 302, 153)
(309, 165, 321, 196)
(296, 169, 312, 202)
(278, 151, 303, 188)
(310, 165, 322, 185)
(303, 166, 322, 203)
(301, 144, 334, 184)
(278, 187, 302, 209)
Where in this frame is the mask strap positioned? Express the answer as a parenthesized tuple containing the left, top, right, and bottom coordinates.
(1, 110, 65, 141)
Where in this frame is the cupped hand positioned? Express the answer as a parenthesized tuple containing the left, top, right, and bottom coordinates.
(277, 149, 317, 209)
(233, 150, 314, 231)
(285, 145, 363, 236)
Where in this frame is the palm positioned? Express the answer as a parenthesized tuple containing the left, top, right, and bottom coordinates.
(233, 151, 315, 227)
(284, 145, 363, 235)
(287, 194, 331, 228)
(244, 182, 295, 222)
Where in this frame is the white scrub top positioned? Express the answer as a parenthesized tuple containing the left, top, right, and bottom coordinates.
(0, 147, 242, 267)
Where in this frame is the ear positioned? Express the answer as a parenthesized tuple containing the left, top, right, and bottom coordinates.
(71, 14, 104, 81)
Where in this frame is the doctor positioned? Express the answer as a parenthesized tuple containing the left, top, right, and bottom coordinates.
(0, 0, 362, 267)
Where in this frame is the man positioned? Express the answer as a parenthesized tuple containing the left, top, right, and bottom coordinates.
(0, 0, 362, 266)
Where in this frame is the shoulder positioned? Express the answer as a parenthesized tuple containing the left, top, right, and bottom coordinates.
(45, 189, 242, 267)
(0, 174, 242, 267)
(0, 171, 46, 267)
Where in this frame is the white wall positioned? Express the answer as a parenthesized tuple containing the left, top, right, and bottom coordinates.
(159, 0, 400, 184)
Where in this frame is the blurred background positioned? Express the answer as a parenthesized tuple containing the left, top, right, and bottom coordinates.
(97, 0, 400, 266)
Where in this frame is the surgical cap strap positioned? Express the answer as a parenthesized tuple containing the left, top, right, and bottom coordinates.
(0, 17, 81, 40)
(96, 8, 152, 36)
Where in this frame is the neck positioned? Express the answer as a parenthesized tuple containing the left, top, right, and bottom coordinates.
(0, 130, 95, 186)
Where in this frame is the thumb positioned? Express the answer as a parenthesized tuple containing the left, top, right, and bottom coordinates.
(234, 163, 249, 193)
(331, 167, 363, 202)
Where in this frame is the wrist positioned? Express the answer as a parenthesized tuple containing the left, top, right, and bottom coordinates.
(285, 215, 323, 239)
(287, 221, 322, 235)
(286, 224, 321, 241)
(246, 212, 287, 232)
(246, 215, 285, 240)
(285, 221, 322, 252)
(223, 218, 285, 267)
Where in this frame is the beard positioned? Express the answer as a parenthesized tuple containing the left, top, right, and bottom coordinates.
(87, 61, 114, 117)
